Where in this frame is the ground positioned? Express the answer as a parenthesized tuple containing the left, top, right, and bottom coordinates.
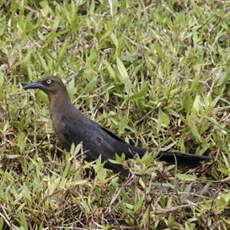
(0, 0, 229, 229)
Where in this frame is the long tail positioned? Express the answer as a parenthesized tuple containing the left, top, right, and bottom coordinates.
(157, 151, 211, 167)
(126, 144, 211, 167)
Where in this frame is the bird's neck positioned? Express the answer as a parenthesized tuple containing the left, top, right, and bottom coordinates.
(48, 90, 71, 113)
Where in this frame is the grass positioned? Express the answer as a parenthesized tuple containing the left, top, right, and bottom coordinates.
(0, 0, 229, 229)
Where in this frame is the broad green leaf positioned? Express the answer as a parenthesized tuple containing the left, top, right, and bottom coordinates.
(0, 70, 4, 87)
(216, 71, 230, 87)
(192, 94, 201, 112)
(158, 109, 170, 128)
(116, 57, 132, 94)
(104, 60, 116, 79)
(182, 92, 193, 113)
(5, 154, 21, 159)
(110, 33, 119, 47)
(187, 115, 202, 142)
(176, 174, 197, 181)
(17, 131, 26, 153)
(94, 157, 107, 184)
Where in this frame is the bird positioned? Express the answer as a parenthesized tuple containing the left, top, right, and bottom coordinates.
(23, 76, 211, 176)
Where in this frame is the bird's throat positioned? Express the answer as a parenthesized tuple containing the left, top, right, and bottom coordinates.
(49, 91, 71, 114)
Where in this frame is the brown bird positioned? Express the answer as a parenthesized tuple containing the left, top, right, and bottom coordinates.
(23, 76, 210, 176)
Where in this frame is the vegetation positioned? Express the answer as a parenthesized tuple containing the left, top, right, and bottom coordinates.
(0, 0, 229, 229)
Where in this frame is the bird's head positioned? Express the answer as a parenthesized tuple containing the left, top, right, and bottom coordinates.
(23, 76, 67, 95)
(23, 76, 71, 106)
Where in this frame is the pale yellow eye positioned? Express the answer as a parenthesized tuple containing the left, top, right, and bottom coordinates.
(46, 79, 52, 85)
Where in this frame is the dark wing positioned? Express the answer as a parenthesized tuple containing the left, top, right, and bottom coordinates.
(59, 115, 135, 175)
(60, 114, 146, 157)
(99, 125, 125, 142)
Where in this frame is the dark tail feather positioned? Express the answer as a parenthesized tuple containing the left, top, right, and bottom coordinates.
(158, 151, 211, 167)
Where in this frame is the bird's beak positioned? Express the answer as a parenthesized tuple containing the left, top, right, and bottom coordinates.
(23, 81, 44, 90)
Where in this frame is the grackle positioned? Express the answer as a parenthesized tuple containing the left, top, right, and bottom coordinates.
(23, 76, 210, 176)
